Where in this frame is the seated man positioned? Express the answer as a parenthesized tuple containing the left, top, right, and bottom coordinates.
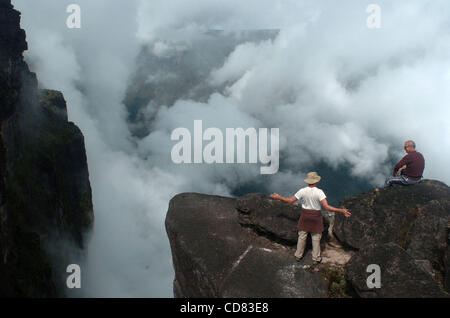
(384, 140, 425, 187)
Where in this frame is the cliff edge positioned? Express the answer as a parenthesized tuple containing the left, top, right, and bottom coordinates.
(166, 180, 450, 298)
(0, 0, 94, 297)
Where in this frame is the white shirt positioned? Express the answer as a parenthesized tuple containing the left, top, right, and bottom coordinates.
(294, 186, 326, 210)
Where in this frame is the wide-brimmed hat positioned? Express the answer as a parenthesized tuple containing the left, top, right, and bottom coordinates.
(304, 171, 321, 184)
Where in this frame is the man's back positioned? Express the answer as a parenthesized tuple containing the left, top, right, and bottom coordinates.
(294, 186, 326, 210)
(396, 151, 425, 181)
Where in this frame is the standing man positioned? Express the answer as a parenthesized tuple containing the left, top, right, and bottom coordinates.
(270, 172, 351, 264)
(384, 140, 425, 187)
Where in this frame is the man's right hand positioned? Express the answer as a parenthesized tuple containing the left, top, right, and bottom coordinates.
(342, 208, 351, 217)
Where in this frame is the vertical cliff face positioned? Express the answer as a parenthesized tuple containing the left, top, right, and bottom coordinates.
(0, 0, 94, 297)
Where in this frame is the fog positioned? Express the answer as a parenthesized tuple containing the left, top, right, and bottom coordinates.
(13, 0, 450, 297)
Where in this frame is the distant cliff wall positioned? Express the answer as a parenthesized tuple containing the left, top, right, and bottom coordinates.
(0, 0, 94, 297)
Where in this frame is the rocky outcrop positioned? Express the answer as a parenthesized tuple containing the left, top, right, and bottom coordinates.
(166, 193, 329, 298)
(0, 0, 28, 121)
(236, 193, 333, 248)
(333, 180, 450, 250)
(345, 242, 447, 298)
(166, 180, 450, 298)
(445, 246, 450, 291)
(334, 180, 450, 296)
(0, 0, 94, 297)
(236, 193, 305, 243)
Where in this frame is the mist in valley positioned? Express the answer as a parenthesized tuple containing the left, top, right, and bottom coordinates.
(13, 0, 450, 296)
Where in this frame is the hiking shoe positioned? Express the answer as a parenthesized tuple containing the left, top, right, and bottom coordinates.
(295, 256, 303, 262)
(313, 257, 322, 264)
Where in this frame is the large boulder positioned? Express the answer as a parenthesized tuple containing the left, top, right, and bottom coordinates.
(166, 192, 328, 298)
(334, 180, 450, 295)
(236, 193, 332, 244)
(236, 193, 300, 243)
(333, 180, 450, 250)
(445, 246, 450, 291)
(166, 181, 450, 298)
(405, 200, 449, 275)
(345, 243, 448, 298)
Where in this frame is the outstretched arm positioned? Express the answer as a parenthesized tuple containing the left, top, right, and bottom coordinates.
(270, 193, 297, 204)
(320, 198, 351, 217)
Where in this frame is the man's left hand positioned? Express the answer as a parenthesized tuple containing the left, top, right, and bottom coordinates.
(396, 165, 407, 176)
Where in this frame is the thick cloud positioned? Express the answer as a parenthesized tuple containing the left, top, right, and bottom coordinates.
(14, 0, 176, 297)
(13, 0, 450, 297)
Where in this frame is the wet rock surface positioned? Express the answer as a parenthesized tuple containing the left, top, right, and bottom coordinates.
(333, 180, 450, 250)
(166, 193, 328, 298)
(345, 242, 448, 298)
(167, 180, 450, 297)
